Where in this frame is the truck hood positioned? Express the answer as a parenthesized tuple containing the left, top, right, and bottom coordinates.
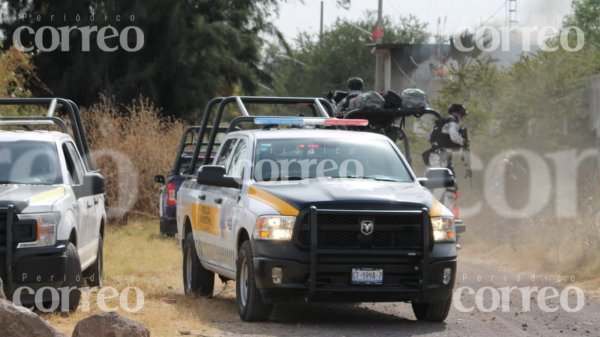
(250, 179, 436, 213)
(0, 184, 66, 212)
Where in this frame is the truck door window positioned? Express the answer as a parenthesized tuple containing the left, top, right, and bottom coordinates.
(228, 139, 248, 179)
(63, 142, 85, 185)
(215, 138, 237, 167)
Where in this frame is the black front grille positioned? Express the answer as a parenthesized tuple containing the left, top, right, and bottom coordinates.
(297, 211, 423, 249)
(0, 209, 7, 248)
(0, 209, 37, 251)
(0, 209, 7, 281)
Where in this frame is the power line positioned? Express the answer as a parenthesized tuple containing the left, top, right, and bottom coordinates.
(426, 0, 436, 23)
(388, 0, 402, 16)
(478, 1, 507, 28)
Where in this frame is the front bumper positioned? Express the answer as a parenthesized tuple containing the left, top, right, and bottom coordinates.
(254, 254, 456, 303)
(1, 206, 70, 305)
(2, 241, 70, 305)
(251, 207, 457, 304)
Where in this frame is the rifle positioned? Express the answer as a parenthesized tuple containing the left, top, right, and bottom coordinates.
(460, 127, 473, 187)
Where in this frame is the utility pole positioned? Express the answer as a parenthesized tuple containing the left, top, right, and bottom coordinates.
(377, 0, 383, 44)
(507, 0, 518, 36)
(374, 0, 389, 92)
(320, 1, 324, 42)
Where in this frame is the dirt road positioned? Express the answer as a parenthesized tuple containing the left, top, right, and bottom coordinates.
(178, 257, 600, 337)
(43, 224, 599, 336)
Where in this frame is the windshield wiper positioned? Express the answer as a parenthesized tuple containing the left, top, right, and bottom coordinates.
(367, 177, 403, 182)
(255, 176, 307, 182)
(329, 176, 402, 182)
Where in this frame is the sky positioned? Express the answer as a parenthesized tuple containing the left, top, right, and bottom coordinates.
(274, 0, 574, 43)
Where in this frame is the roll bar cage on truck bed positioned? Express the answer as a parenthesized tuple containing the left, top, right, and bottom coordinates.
(0, 98, 95, 171)
(188, 96, 441, 168)
(188, 96, 333, 176)
(154, 96, 334, 236)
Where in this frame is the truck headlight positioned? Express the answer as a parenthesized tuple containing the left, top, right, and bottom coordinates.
(17, 212, 60, 248)
(431, 216, 455, 242)
(254, 216, 295, 241)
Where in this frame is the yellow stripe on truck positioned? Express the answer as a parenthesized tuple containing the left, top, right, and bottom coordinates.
(191, 203, 220, 235)
(29, 187, 65, 204)
(248, 186, 299, 216)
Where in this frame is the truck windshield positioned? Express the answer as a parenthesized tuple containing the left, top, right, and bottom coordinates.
(254, 138, 413, 182)
(0, 141, 61, 185)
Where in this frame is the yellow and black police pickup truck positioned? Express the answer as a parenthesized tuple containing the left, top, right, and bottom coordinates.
(177, 98, 458, 322)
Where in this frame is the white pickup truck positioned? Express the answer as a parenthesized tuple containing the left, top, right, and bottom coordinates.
(177, 108, 458, 322)
(0, 98, 106, 311)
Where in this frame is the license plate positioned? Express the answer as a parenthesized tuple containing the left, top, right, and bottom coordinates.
(351, 268, 383, 285)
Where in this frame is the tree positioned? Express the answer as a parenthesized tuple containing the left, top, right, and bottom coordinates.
(564, 0, 600, 46)
(0, 0, 281, 119)
(0, 47, 35, 98)
(435, 0, 600, 154)
(263, 14, 430, 97)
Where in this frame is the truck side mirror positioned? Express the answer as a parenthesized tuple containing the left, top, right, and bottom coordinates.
(418, 168, 455, 189)
(196, 165, 241, 189)
(155, 175, 165, 184)
(83, 172, 106, 195)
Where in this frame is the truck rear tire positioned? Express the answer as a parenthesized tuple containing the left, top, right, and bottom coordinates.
(236, 241, 272, 322)
(183, 232, 214, 297)
(411, 297, 452, 322)
(160, 219, 175, 237)
(59, 243, 82, 312)
(83, 236, 103, 287)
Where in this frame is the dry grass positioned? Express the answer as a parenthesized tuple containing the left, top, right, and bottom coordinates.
(82, 97, 185, 219)
(0, 47, 35, 98)
(43, 221, 239, 336)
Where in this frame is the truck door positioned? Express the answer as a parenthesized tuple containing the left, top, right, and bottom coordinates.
(193, 138, 237, 270)
(62, 142, 94, 263)
(219, 137, 248, 270)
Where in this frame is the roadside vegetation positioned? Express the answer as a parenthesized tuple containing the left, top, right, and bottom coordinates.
(82, 97, 185, 219)
(434, 0, 600, 284)
(43, 221, 236, 336)
(0, 47, 35, 98)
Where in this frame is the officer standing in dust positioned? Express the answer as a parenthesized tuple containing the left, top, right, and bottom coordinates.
(423, 104, 471, 245)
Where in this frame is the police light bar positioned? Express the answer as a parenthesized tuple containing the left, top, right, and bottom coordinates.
(254, 117, 368, 127)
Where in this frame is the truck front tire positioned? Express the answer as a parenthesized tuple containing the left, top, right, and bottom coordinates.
(411, 297, 452, 322)
(60, 243, 82, 312)
(83, 236, 103, 287)
(183, 232, 214, 297)
(236, 241, 272, 322)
